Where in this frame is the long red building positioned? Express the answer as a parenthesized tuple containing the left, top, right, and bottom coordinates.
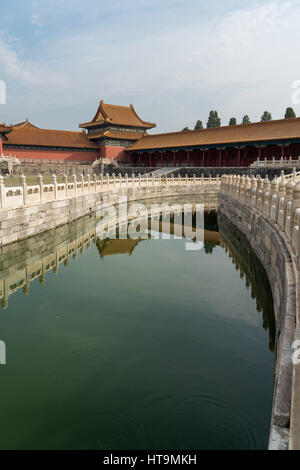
(1, 101, 300, 167)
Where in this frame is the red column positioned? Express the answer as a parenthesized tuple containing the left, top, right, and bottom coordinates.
(218, 148, 222, 167)
(138, 153, 141, 167)
(207, 149, 211, 167)
(0, 137, 2, 155)
(149, 153, 152, 167)
(187, 150, 190, 167)
(237, 147, 241, 167)
(259, 145, 262, 161)
(244, 147, 248, 166)
(282, 143, 285, 159)
(160, 152, 163, 167)
(202, 149, 205, 167)
(173, 151, 176, 167)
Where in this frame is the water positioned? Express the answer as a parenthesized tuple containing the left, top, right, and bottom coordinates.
(0, 197, 275, 450)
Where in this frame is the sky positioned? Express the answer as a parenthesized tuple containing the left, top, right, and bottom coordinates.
(0, 0, 299, 133)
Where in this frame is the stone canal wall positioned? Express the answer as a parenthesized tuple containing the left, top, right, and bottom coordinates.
(219, 174, 300, 450)
(0, 174, 220, 246)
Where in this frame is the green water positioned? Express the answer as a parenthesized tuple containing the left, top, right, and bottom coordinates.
(0, 202, 275, 450)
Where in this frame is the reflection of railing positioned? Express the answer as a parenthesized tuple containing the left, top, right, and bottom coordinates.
(0, 173, 221, 209)
(0, 195, 218, 309)
(0, 224, 97, 310)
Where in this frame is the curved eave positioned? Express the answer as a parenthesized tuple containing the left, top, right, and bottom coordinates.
(0, 126, 13, 136)
(129, 104, 156, 129)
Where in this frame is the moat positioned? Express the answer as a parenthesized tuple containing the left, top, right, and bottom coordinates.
(0, 196, 275, 450)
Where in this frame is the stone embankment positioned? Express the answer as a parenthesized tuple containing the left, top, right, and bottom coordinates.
(219, 174, 300, 450)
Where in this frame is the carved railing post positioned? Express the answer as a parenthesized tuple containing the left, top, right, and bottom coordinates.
(292, 167, 297, 181)
(106, 173, 110, 190)
(51, 174, 58, 200)
(80, 173, 85, 195)
(125, 173, 128, 190)
(277, 177, 287, 230)
(232, 175, 237, 196)
(285, 180, 295, 240)
(63, 174, 68, 198)
(112, 173, 116, 189)
(193, 174, 196, 185)
(72, 174, 77, 196)
(93, 174, 97, 193)
(286, 180, 295, 203)
(270, 178, 279, 220)
(263, 176, 271, 216)
(250, 175, 257, 208)
(21, 174, 28, 205)
(38, 174, 44, 202)
(87, 174, 91, 193)
(118, 173, 122, 189)
(139, 173, 142, 188)
(132, 173, 135, 188)
(240, 175, 245, 201)
(255, 176, 263, 210)
(0, 175, 6, 209)
(292, 182, 300, 254)
(244, 176, 251, 204)
(237, 175, 241, 195)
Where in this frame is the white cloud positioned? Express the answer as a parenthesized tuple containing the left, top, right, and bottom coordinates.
(31, 14, 44, 28)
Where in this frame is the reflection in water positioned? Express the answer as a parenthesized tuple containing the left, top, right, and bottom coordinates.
(0, 195, 275, 450)
(0, 196, 218, 308)
(218, 214, 275, 353)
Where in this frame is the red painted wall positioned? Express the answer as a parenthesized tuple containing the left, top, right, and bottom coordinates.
(99, 145, 128, 163)
(3, 146, 99, 162)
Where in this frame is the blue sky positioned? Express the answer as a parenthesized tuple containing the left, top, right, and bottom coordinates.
(0, 0, 299, 133)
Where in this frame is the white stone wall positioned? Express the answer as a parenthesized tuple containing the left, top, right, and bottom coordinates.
(0, 173, 220, 246)
(219, 173, 300, 451)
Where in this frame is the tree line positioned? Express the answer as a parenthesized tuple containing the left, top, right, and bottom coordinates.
(181, 107, 297, 131)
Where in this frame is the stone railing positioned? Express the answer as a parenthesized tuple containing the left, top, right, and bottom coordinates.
(220, 174, 300, 256)
(220, 173, 300, 450)
(0, 172, 221, 210)
(251, 157, 300, 168)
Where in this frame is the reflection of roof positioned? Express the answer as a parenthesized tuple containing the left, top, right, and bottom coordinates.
(80, 101, 156, 129)
(4, 126, 99, 149)
(89, 130, 146, 141)
(96, 238, 142, 258)
(128, 118, 300, 151)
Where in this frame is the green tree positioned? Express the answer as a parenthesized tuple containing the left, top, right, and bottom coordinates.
(194, 120, 203, 130)
(182, 126, 189, 131)
(207, 111, 221, 128)
(261, 111, 272, 122)
(229, 117, 237, 126)
(242, 115, 251, 124)
(285, 107, 296, 119)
